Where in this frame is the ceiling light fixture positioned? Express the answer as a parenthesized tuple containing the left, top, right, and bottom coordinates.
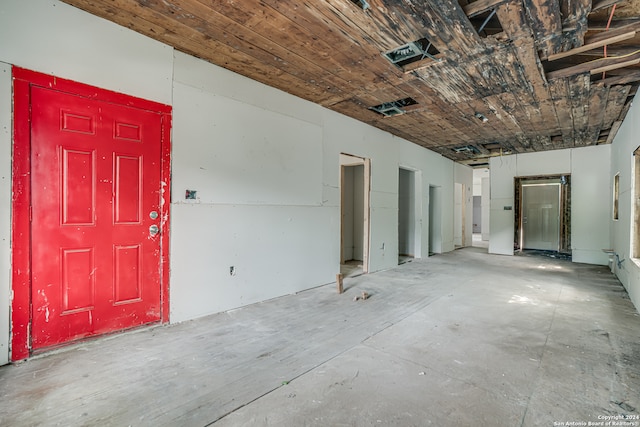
(475, 112, 488, 123)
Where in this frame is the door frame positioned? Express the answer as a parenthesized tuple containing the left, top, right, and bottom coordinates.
(11, 67, 172, 361)
(521, 182, 561, 251)
(513, 174, 571, 254)
(339, 153, 370, 273)
(398, 166, 422, 260)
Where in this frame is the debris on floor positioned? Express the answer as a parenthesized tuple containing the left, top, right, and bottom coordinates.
(354, 292, 369, 301)
(612, 400, 636, 412)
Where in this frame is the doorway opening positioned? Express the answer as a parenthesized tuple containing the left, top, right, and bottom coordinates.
(398, 168, 422, 264)
(340, 154, 370, 277)
(454, 183, 466, 248)
(514, 175, 571, 257)
(428, 185, 442, 255)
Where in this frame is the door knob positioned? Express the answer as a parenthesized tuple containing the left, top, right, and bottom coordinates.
(149, 225, 159, 236)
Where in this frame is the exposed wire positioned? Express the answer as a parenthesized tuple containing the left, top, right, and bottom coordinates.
(477, 9, 497, 36)
(580, 48, 640, 66)
(603, 4, 617, 79)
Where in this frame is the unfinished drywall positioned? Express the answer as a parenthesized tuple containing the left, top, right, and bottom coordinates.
(0, 0, 460, 356)
(489, 146, 610, 265)
(610, 99, 640, 312)
(0, 0, 173, 105)
(0, 63, 11, 366)
(170, 51, 457, 321)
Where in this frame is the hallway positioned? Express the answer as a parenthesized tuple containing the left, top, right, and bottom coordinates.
(1, 247, 638, 426)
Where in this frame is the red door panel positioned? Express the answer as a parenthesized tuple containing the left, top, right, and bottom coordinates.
(31, 86, 163, 350)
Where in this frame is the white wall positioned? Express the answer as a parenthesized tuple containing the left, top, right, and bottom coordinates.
(170, 52, 457, 320)
(0, 63, 11, 366)
(489, 146, 611, 265)
(610, 99, 640, 311)
(0, 0, 459, 360)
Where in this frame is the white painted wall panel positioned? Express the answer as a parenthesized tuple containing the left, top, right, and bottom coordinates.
(0, 2, 462, 361)
(490, 156, 517, 198)
(170, 204, 337, 322)
(0, 0, 173, 105)
(571, 145, 610, 265)
(172, 82, 323, 206)
(369, 205, 399, 268)
(610, 99, 640, 312)
(516, 150, 571, 177)
(0, 63, 11, 365)
(489, 198, 516, 255)
(489, 146, 611, 265)
(173, 52, 322, 127)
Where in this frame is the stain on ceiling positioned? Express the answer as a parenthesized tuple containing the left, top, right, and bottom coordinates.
(61, 0, 640, 166)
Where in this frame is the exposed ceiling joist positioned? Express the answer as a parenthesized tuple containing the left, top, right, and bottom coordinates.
(59, 0, 640, 165)
(547, 25, 638, 61)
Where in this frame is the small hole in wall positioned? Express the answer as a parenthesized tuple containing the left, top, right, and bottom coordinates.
(185, 189, 197, 200)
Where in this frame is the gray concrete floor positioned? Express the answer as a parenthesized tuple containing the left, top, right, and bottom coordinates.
(1, 247, 639, 426)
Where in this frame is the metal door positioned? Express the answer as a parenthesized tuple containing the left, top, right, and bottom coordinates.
(30, 86, 163, 350)
(522, 184, 560, 251)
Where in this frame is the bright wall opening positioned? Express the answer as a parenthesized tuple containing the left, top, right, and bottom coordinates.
(429, 185, 443, 254)
(340, 154, 370, 274)
(398, 167, 420, 261)
(454, 183, 465, 247)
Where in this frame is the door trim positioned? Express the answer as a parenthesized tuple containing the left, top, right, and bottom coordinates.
(339, 153, 370, 273)
(11, 67, 172, 361)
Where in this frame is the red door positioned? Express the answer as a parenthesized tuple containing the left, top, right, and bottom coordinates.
(30, 86, 163, 350)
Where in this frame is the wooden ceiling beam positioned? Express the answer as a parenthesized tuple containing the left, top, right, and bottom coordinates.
(547, 52, 640, 79)
(597, 70, 640, 86)
(587, 18, 640, 31)
(548, 29, 637, 61)
(572, 46, 640, 57)
(590, 0, 624, 13)
(592, 57, 640, 75)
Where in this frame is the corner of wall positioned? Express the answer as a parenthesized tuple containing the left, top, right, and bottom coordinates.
(0, 62, 12, 365)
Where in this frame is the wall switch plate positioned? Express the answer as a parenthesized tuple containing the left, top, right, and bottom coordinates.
(504, 206, 512, 210)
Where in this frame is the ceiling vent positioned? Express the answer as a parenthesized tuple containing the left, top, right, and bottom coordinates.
(384, 38, 440, 67)
(349, 0, 370, 10)
(452, 145, 480, 154)
(370, 97, 418, 117)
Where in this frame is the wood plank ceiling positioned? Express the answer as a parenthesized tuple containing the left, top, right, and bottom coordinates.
(61, 0, 640, 165)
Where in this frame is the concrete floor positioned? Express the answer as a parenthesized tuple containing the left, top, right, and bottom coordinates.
(1, 247, 639, 426)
